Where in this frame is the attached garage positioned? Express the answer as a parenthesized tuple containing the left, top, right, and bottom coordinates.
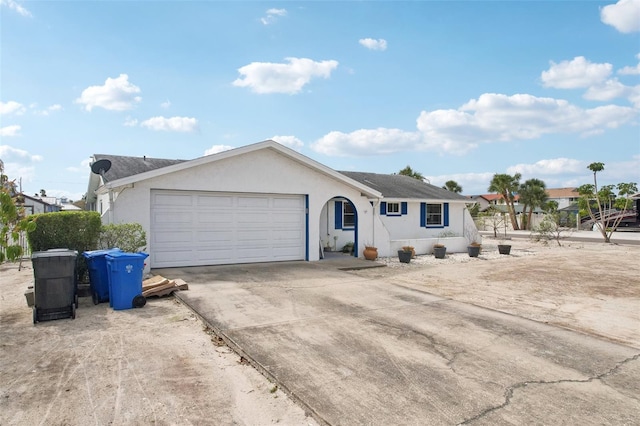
(88, 140, 383, 270)
(150, 190, 306, 268)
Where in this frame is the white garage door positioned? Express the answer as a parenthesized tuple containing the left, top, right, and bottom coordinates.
(150, 190, 306, 268)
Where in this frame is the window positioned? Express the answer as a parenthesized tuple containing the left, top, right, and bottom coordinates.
(420, 202, 449, 228)
(426, 204, 442, 225)
(387, 203, 400, 214)
(381, 201, 407, 216)
(343, 202, 355, 228)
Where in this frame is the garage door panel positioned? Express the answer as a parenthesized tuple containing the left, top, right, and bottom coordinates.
(273, 197, 304, 209)
(154, 193, 194, 207)
(238, 196, 269, 208)
(197, 212, 234, 225)
(197, 230, 234, 245)
(151, 190, 305, 268)
(197, 195, 234, 208)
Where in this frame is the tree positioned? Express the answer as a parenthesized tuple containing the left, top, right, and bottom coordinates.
(531, 201, 574, 246)
(488, 173, 521, 231)
(0, 161, 36, 263)
(398, 165, 424, 181)
(577, 162, 637, 243)
(442, 180, 462, 193)
(40, 189, 47, 197)
(518, 178, 547, 230)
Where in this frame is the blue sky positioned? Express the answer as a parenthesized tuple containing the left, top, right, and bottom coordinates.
(1, 0, 639, 201)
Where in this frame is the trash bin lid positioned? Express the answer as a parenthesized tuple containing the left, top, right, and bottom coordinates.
(105, 251, 149, 260)
(82, 248, 122, 259)
(32, 249, 78, 259)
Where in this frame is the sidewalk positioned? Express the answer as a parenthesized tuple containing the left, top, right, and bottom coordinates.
(479, 229, 640, 245)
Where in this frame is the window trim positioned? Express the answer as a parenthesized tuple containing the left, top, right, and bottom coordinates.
(343, 201, 355, 229)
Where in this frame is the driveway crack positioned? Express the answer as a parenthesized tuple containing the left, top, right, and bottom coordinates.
(458, 353, 640, 425)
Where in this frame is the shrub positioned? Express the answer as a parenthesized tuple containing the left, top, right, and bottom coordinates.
(99, 223, 147, 253)
(27, 211, 102, 282)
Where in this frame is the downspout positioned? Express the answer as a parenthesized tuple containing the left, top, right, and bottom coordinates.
(371, 198, 381, 247)
(108, 188, 115, 224)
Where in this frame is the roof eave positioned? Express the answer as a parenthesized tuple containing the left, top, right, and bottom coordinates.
(96, 140, 383, 199)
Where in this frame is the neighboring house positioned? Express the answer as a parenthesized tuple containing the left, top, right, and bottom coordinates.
(85, 140, 478, 269)
(18, 193, 61, 215)
(476, 193, 520, 207)
(466, 195, 492, 212)
(546, 187, 580, 209)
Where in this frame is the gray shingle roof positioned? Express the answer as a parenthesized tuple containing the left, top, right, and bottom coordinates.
(339, 171, 467, 200)
(93, 154, 186, 183)
(91, 153, 465, 201)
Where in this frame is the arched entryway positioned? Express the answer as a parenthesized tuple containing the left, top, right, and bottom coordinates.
(319, 196, 359, 258)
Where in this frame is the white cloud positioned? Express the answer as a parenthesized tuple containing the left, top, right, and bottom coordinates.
(140, 116, 198, 132)
(417, 93, 637, 153)
(66, 158, 92, 173)
(261, 8, 287, 25)
(506, 158, 585, 176)
(204, 145, 234, 155)
(600, 0, 640, 33)
(33, 104, 63, 116)
(312, 92, 638, 157)
(271, 135, 304, 151)
(160, 100, 171, 109)
(311, 128, 421, 156)
(583, 78, 631, 101)
(232, 57, 339, 94)
(0, 101, 26, 115)
(76, 74, 142, 111)
(0, 125, 22, 137)
(0, 145, 42, 162)
(541, 56, 612, 89)
(0, 0, 32, 17)
(359, 38, 388, 51)
(618, 53, 640, 75)
(123, 117, 139, 127)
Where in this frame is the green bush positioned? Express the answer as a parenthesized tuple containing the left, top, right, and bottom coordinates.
(99, 223, 147, 253)
(27, 211, 102, 282)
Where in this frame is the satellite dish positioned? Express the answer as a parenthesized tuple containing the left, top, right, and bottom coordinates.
(90, 159, 112, 176)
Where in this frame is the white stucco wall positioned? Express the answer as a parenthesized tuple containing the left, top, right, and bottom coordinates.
(104, 148, 378, 265)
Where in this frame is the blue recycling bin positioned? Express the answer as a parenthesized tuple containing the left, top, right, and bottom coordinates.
(82, 248, 122, 305)
(105, 252, 149, 310)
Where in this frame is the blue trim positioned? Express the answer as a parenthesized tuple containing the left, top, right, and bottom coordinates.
(420, 203, 426, 227)
(444, 203, 449, 227)
(380, 202, 387, 215)
(334, 201, 342, 229)
(305, 195, 309, 261)
(401, 202, 407, 215)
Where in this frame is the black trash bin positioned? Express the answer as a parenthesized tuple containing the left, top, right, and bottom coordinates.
(31, 249, 78, 324)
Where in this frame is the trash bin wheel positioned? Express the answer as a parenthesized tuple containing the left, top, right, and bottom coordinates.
(33, 307, 38, 325)
(132, 295, 146, 309)
(71, 303, 76, 319)
(92, 291, 99, 305)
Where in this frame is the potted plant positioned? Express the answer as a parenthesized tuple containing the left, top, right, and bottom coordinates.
(402, 245, 415, 258)
(498, 241, 512, 255)
(467, 241, 482, 257)
(363, 245, 378, 260)
(433, 243, 446, 259)
(397, 247, 412, 263)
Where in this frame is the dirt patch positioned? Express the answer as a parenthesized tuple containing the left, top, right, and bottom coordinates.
(353, 239, 640, 348)
(0, 263, 317, 426)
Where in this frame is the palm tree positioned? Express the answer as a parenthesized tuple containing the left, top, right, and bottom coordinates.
(398, 165, 424, 181)
(442, 180, 462, 194)
(518, 179, 547, 230)
(488, 173, 521, 231)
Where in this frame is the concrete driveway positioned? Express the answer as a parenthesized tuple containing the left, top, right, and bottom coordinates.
(155, 260, 640, 425)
